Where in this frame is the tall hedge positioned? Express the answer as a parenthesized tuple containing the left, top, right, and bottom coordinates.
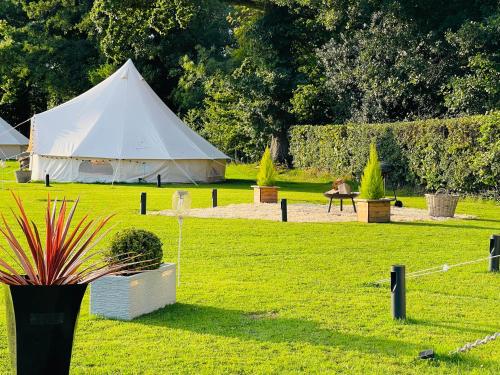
(290, 113, 499, 194)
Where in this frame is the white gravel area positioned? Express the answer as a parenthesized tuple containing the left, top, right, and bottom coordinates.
(152, 203, 475, 223)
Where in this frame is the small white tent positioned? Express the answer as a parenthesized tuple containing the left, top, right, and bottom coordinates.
(29, 59, 228, 183)
(0, 117, 29, 159)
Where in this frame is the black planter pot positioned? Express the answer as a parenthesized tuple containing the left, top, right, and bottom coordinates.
(5, 284, 87, 375)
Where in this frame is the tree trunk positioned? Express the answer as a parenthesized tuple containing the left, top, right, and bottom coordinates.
(270, 129, 291, 167)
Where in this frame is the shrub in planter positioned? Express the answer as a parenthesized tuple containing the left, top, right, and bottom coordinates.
(0, 193, 128, 374)
(253, 147, 279, 203)
(109, 229, 163, 272)
(90, 228, 176, 321)
(356, 144, 392, 222)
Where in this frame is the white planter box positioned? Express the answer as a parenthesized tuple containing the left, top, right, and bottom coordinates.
(90, 263, 176, 320)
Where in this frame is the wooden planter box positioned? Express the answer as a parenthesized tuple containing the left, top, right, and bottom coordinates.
(356, 199, 392, 223)
(252, 185, 279, 203)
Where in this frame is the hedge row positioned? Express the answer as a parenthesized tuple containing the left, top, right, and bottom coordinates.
(289, 113, 499, 194)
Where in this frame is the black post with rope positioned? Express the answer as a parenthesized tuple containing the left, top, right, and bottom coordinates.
(489, 235, 499, 272)
(391, 265, 406, 320)
(281, 199, 288, 222)
(140, 192, 147, 215)
(374, 234, 500, 357)
(212, 189, 217, 208)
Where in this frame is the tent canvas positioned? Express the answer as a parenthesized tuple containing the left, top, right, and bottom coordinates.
(29, 59, 228, 183)
(0, 117, 29, 160)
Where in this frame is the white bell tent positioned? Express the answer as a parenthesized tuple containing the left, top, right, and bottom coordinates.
(0, 117, 29, 160)
(29, 59, 228, 183)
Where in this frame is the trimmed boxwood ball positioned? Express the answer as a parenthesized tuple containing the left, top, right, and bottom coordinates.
(109, 229, 163, 271)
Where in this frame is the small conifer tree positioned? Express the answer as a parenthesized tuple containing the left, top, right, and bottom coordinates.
(256, 147, 276, 186)
(359, 143, 385, 199)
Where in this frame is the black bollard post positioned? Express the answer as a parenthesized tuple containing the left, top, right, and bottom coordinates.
(157, 174, 161, 188)
(140, 192, 147, 215)
(212, 189, 217, 208)
(391, 265, 406, 320)
(45, 174, 50, 187)
(281, 199, 287, 222)
(489, 235, 499, 272)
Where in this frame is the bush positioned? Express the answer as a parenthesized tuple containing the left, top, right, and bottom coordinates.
(257, 147, 276, 186)
(289, 113, 500, 195)
(109, 229, 163, 272)
(359, 144, 385, 199)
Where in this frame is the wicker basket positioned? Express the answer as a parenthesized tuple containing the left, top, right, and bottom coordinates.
(425, 189, 459, 217)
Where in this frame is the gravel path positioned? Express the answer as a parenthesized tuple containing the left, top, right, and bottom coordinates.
(153, 203, 475, 223)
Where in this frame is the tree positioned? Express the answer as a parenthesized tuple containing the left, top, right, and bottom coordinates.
(179, 2, 329, 164)
(0, 0, 98, 133)
(444, 15, 500, 114)
(318, 12, 454, 123)
(89, 0, 232, 107)
(359, 143, 384, 200)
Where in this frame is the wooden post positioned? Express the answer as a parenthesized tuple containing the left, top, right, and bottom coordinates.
(45, 174, 50, 187)
(157, 174, 161, 188)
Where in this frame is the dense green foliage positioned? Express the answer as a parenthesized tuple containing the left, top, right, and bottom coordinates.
(0, 0, 98, 133)
(0, 0, 498, 162)
(0, 162, 498, 373)
(290, 113, 500, 194)
(109, 228, 163, 271)
(256, 147, 276, 186)
(359, 144, 384, 199)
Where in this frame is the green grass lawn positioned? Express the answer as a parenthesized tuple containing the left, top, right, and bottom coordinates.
(0, 161, 498, 374)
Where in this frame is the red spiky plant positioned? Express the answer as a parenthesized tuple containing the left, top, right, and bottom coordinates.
(0, 193, 129, 285)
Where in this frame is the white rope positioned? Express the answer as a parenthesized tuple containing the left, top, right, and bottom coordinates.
(0, 150, 29, 162)
(0, 117, 32, 161)
(111, 159, 122, 186)
(450, 332, 500, 354)
(170, 158, 199, 186)
(375, 254, 500, 284)
(0, 117, 31, 139)
(0, 149, 18, 161)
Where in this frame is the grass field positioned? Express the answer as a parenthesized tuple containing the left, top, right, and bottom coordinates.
(0, 161, 498, 374)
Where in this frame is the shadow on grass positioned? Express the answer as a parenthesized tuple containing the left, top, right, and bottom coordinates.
(470, 218, 500, 224)
(406, 317, 500, 336)
(392, 221, 499, 231)
(122, 304, 499, 369)
(29, 178, 331, 194)
(210, 179, 331, 193)
(128, 303, 467, 361)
